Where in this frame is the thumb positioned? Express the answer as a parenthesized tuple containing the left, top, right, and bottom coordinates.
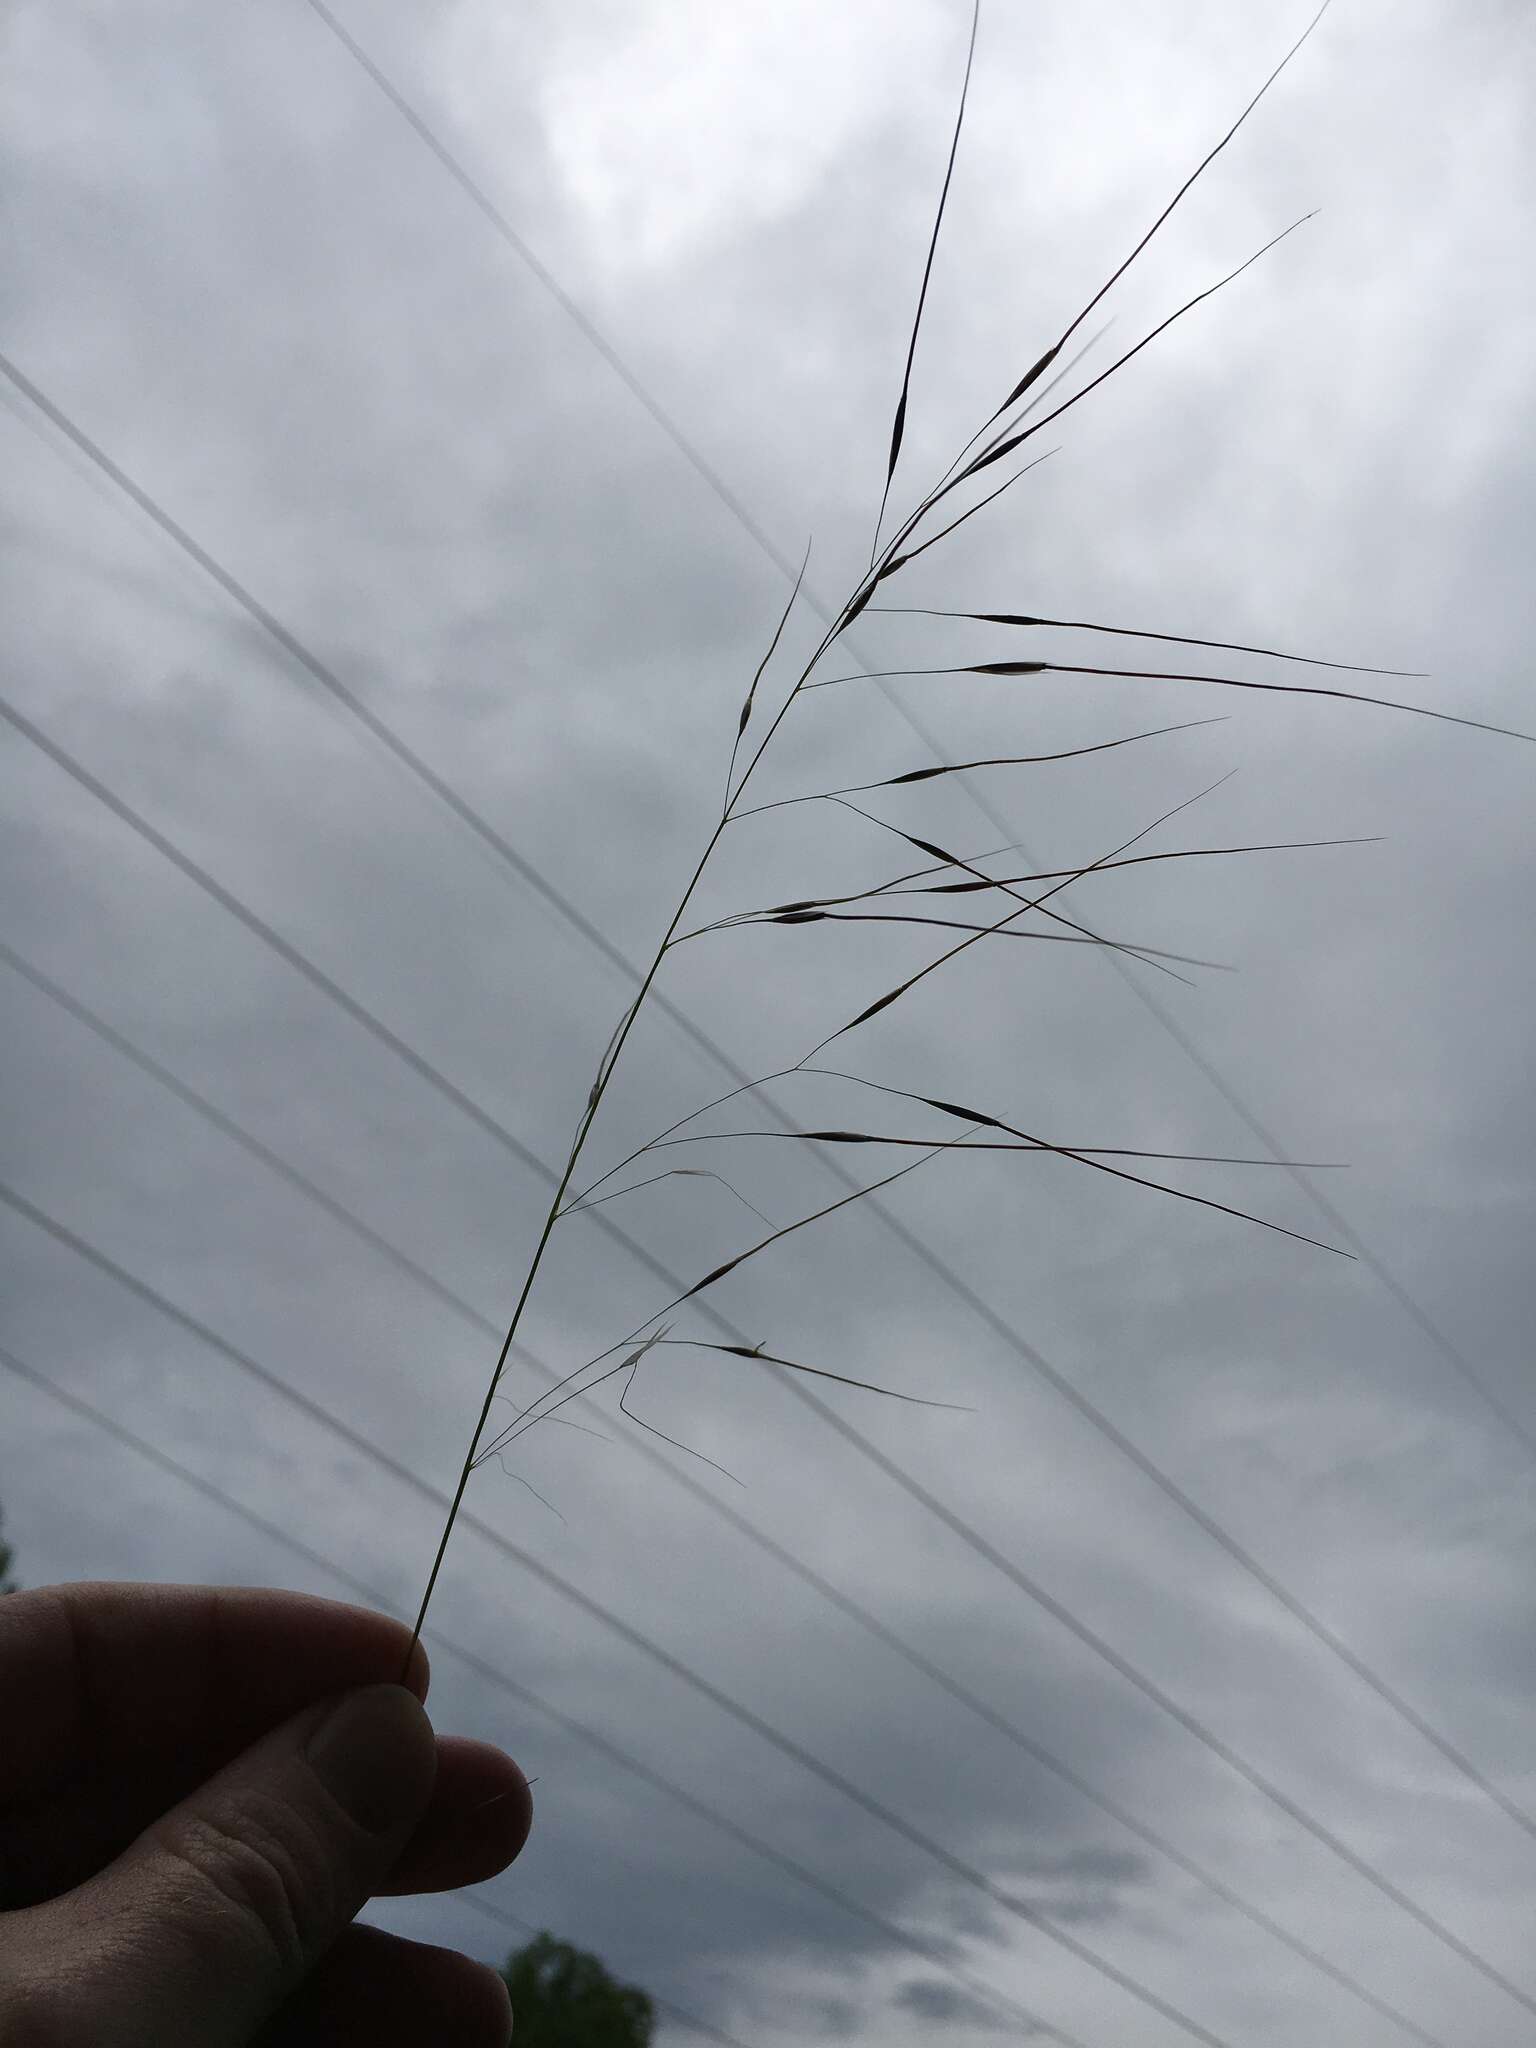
(35, 1683, 438, 2048)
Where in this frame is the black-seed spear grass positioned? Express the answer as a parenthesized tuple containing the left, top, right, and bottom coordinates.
(400, 0, 1531, 1672)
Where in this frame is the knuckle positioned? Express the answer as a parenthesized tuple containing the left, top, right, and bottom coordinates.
(148, 1791, 338, 1980)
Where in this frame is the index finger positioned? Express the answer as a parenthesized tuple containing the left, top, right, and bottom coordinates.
(0, 1581, 430, 1806)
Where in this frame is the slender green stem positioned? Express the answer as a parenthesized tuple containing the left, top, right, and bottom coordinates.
(403, 553, 866, 1667)
(402, 498, 911, 1669)
(401, 817, 727, 1672)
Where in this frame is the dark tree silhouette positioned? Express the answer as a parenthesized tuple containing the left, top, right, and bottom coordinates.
(499, 1932, 654, 2047)
(0, 1503, 15, 1594)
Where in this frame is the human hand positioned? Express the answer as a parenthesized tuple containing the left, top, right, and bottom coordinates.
(0, 1581, 533, 2046)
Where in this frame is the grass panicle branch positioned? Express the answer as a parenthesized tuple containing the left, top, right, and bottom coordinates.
(869, 0, 981, 565)
(870, 606, 1430, 677)
(806, 656, 1535, 741)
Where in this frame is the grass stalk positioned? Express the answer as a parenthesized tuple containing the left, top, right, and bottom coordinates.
(401, 0, 1523, 1674)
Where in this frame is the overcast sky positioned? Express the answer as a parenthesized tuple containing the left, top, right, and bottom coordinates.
(3, 2, 1535, 2043)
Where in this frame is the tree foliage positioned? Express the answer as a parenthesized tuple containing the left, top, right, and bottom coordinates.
(499, 1932, 654, 2048)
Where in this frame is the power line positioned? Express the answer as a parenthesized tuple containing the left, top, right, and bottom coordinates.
(3, 359, 1532, 1870)
(1, 1180, 1527, 2030)
(300, 0, 798, 594)
(0, 937, 1449, 2046)
(0, 1341, 1075, 2048)
(0, 939, 508, 1350)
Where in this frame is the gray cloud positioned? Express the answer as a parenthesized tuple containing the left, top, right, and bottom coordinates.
(2, 2, 1534, 2045)
(894, 1975, 1019, 2030)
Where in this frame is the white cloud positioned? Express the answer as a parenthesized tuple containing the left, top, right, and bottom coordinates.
(447, 0, 953, 271)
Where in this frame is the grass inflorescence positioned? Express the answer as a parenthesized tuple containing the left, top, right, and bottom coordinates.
(401, 0, 1530, 1671)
